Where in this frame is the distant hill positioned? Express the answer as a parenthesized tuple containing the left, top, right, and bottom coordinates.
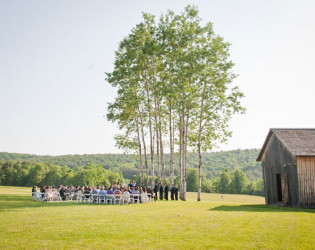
(0, 149, 261, 180)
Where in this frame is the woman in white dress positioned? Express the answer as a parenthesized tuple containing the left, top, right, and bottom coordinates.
(140, 186, 148, 203)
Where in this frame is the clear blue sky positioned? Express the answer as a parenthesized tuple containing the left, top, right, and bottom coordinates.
(1, 0, 315, 155)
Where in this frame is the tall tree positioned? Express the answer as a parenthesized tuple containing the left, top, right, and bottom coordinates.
(230, 169, 248, 194)
(106, 6, 245, 199)
(218, 169, 231, 194)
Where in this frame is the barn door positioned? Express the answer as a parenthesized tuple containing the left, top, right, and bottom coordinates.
(281, 173, 289, 205)
(276, 174, 282, 202)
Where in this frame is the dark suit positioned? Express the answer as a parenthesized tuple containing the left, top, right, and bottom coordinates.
(59, 188, 66, 200)
(153, 184, 158, 201)
(164, 184, 169, 200)
(174, 187, 178, 200)
(171, 186, 175, 200)
(159, 185, 163, 200)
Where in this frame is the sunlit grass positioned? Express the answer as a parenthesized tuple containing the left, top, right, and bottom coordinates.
(186, 192, 264, 204)
(0, 186, 314, 249)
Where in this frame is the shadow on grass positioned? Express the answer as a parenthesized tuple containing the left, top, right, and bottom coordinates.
(0, 194, 89, 211)
(209, 204, 315, 213)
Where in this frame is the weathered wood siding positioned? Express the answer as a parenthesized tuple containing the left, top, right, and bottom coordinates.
(297, 156, 315, 208)
(261, 134, 298, 207)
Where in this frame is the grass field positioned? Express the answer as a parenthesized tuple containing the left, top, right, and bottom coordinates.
(0, 186, 314, 249)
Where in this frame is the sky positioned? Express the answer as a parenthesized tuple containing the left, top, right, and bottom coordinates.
(1, 0, 315, 155)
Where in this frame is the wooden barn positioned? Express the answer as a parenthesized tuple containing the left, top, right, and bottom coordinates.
(257, 129, 315, 208)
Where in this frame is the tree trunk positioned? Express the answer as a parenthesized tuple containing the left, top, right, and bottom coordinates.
(158, 102, 166, 184)
(178, 117, 183, 199)
(136, 112, 144, 185)
(138, 106, 148, 187)
(154, 97, 161, 186)
(183, 111, 190, 201)
(169, 98, 174, 185)
(197, 83, 206, 202)
(179, 114, 185, 200)
(145, 74, 154, 188)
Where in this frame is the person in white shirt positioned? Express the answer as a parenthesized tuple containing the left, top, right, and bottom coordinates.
(122, 188, 130, 204)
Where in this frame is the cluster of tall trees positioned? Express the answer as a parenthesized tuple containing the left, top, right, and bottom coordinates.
(106, 6, 245, 200)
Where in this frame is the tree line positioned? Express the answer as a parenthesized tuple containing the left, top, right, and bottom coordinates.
(0, 149, 262, 182)
(106, 5, 245, 201)
(186, 168, 263, 196)
(0, 160, 263, 196)
(0, 161, 123, 188)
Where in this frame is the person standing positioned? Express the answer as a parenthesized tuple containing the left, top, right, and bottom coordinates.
(153, 182, 158, 201)
(164, 183, 169, 200)
(170, 184, 175, 200)
(174, 184, 179, 200)
(59, 186, 66, 201)
(159, 183, 163, 200)
(147, 185, 153, 201)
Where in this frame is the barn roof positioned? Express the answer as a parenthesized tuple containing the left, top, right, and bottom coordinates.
(256, 129, 315, 161)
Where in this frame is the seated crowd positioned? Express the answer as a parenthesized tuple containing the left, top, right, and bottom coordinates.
(31, 181, 154, 204)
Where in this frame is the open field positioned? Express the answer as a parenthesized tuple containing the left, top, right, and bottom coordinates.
(0, 186, 314, 249)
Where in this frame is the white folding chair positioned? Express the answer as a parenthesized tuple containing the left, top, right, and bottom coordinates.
(132, 194, 140, 204)
(91, 194, 99, 204)
(114, 194, 122, 205)
(53, 192, 62, 201)
(65, 192, 72, 201)
(35, 192, 42, 201)
(106, 194, 114, 205)
(99, 194, 106, 204)
(40, 193, 45, 201)
(44, 192, 52, 202)
(141, 193, 147, 203)
(76, 192, 83, 203)
(122, 193, 130, 204)
(36, 192, 42, 201)
(32, 192, 37, 201)
(83, 193, 91, 203)
(129, 195, 134, 204)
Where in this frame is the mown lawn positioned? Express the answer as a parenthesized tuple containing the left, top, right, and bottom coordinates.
(0, 186, 314, 249)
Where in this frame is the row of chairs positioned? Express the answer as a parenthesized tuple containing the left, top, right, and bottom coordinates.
(76, 193, 150, 205)
(32, 192, 152, 205)
(32, 192, 63, 202)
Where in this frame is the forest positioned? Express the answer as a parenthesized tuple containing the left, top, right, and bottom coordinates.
(0, 149, 264, 196)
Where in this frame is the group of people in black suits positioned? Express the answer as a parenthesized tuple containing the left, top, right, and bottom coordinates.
(153, 182, 178, 201)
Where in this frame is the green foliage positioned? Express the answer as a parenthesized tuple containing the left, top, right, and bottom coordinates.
(26, 163, 47, 187)
(201, 174, 213, 193)
(0, 149, 264, 196)
(255, 179, 265, 196)
(186, 168, 198, 192)
(230, 169, 247, 194)
(42, 164, 62, 186)
(210, 168, 264, 196)
(217, 168, 231, 194)
(0, 149, 261, 181)
(0, 161, 124, 188)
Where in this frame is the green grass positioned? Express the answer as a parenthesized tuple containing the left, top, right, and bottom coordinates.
(0, 186, 314, 249)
